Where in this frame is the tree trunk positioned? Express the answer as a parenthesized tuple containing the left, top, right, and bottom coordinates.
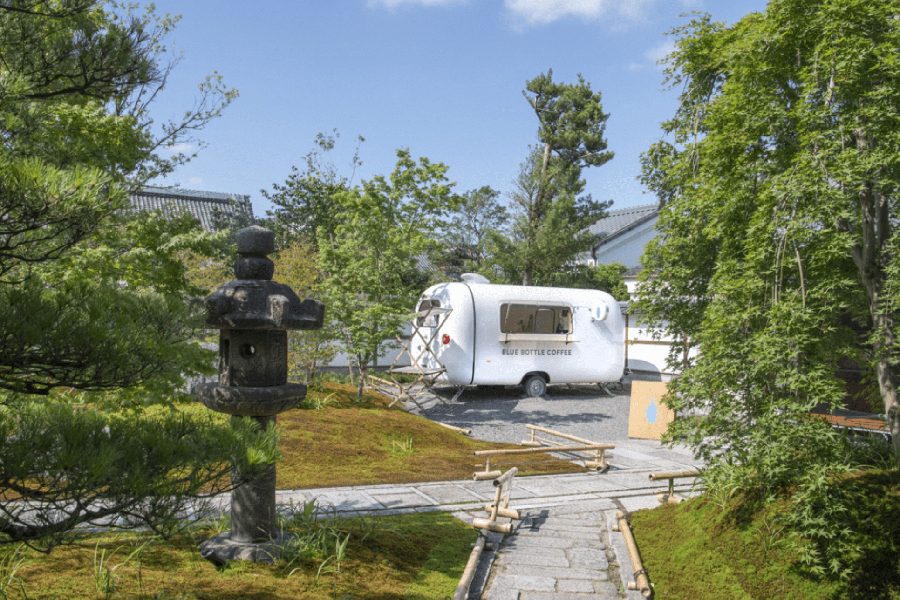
(523, 143, 553, 287)
(867, 292, 900, 466)
(852, 175, 900, 466)
(357, 365, 367, 399)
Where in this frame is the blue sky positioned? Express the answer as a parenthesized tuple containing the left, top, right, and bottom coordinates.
(146, 0, 768, 218)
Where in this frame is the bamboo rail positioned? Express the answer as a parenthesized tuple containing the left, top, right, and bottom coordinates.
(474, 444, 613, 480)
(521, 424, 614, 472)
(436, 422, 472, 435)
(454, 467, 520, 600)
(649, 469, 699, 504)
(452, 533, 488, 600)
(614, 511, 652, 598)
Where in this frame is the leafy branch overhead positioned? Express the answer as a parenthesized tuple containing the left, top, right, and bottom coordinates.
(0, 0, 252, 549)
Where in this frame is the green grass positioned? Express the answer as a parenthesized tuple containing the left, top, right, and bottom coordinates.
(5, 510, 477, 599)
(630, 468, 900, 600)
(275, 382, 588, 488)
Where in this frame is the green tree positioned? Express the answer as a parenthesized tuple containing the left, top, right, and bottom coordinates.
(488, 144, 611, 286)
(546, 263, 630, 301)
(273, 238, 337, 384)
(0, 1, 265, 549)
(638, 1, 900, 575)
(491, 71, 613, 286)
(262, 131, 364, 247)
(440, 186, 508, 276)
(319, 150, 457, 397)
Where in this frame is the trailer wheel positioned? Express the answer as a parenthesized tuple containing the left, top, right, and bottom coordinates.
(524, 375, 547, 398)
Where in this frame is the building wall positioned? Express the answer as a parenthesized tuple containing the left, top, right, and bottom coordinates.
(592, 216, 659, 269)
(620, 304, 697, 382)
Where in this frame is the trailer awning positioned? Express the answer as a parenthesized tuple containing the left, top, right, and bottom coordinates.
(497, 333, 578, 344)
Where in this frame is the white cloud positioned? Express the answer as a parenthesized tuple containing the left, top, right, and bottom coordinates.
(367, 0, 467, 8)
(504, 0, 659, 26)
(644, 39, 675, 69)
(185, 176, 205, 188)
(164, 142, 196, 155)
(504, 0, 607, 25)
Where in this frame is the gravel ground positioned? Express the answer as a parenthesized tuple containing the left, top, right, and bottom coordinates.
(403, 384, 633, 445)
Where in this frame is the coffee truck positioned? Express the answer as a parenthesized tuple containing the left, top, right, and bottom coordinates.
(409, 274, 626, 396)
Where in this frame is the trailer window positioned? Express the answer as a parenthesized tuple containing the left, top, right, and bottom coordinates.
(416, 299, 441, 327)
(501, 304, 572, 334)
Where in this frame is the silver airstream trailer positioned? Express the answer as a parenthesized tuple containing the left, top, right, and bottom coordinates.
(409, 275, 625, 396)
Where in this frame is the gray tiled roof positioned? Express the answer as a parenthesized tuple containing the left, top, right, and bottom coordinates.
(588, 203, 659, 245)
(127, 186, 254, 231)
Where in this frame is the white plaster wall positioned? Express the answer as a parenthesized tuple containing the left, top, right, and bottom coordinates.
(620, 307, 698, 382)
(593, 216, 659, 269)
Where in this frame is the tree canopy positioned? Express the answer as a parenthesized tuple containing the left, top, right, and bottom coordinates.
(638, 0, 900, 574)
(262, 131, 364, 248)
(488, 72, 613, 286)
(439, 185, 508, 277)
(318, 149, 457, 395)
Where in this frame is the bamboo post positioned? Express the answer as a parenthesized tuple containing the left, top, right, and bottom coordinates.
(614, 511, 652, 598)
(471, 518, 511, 534)
(488, 484, 502, 521)
(473, 455, 501, 481)
(649, 470, 699, 504)
(473, 467, 519, 532)
(522, 427, 540, 446)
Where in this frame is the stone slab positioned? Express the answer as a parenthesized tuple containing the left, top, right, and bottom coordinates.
(520, 593, 617, 600)
(309, 491, 381, 512)
(521, 499, 615, 517)
(489, 574, 557, 592)
(557, 579, 596, 593)
(366, 491, 436, 509)
(485, 587, 520, 600)
(499, 564, 607, 580)
(461, 480, 500, 496)
(495, 548, 569, 567)
(502, 485, 541, 500)
(609, 447, 661, 462)
(603, 472, 666, 490)
(414, 484, 488, 504)
(568, 547, 609, 570)
(503, 536, 575, 549)
(513, 482, 588, 496)
(525, 522, 606, 535)
(564, 478, 629, 494)
(619, 494, 664, 513)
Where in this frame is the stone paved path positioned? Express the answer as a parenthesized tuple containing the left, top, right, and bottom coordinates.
(480, 500, 621, 600)
(249, 439, 704, 599)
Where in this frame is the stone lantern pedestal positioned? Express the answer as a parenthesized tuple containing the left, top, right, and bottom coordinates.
(193, 226, 324, 563)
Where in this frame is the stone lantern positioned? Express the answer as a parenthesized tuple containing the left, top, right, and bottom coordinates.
(194, 225, 324, 563)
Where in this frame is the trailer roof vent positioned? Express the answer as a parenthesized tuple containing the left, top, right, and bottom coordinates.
(461, 273, 491, 284)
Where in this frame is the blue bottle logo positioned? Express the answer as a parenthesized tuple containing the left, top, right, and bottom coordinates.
(646, 397, 658, 424)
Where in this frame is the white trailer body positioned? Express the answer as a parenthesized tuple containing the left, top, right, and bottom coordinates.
(411, 279, 625, 391)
